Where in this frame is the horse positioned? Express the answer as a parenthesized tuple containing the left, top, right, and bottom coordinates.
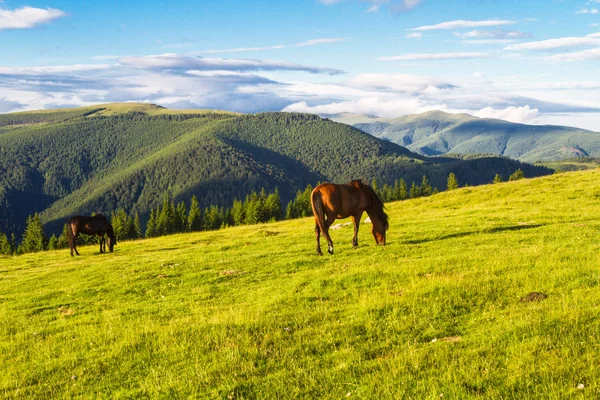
(66, 214, 117, 256)
(311, 179, 388, 255)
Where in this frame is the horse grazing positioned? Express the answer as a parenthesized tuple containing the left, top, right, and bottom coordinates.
(66, 214, 117, 256)
(311, 179, 388, 255)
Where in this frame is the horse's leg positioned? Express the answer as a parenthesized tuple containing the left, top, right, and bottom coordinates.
(315, 222, 323, 256)
(99, 234, 104, 253)
(322, 212, 336, 255)
(351, 212, 363, 248)
(73, 233, 80, 256)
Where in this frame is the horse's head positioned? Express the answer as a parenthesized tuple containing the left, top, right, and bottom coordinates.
(362, 182, 388, 246)
(108, 233, 117, 253)
(371, 213, 388, 246)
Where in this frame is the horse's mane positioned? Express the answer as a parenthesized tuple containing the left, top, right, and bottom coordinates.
(354, 181, 389, 230)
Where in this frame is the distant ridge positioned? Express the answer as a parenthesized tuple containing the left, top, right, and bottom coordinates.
(330, 110, 600, 162)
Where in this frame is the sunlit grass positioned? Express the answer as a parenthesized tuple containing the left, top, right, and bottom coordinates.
(2, 170, 600, 398)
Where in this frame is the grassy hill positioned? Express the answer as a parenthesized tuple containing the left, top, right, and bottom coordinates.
(2, 170, 600, 398)
(0, 103, 550, 237)
(344, 110, 600, 162)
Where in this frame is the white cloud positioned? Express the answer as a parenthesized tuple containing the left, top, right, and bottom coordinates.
(319, 0, 423, 13)
(474, 105, 540, 124)
(377, 52, 491, 61)
(505, 36, 600, 50)
(198, 38, 345, 54)
(465, 39, 513, 45)
(576, 8, 599, 14)
(547, 47, 600, 61)
(348, 73, 456, 92)
(294, 38, 345, 47)
(118, 54, 345, 75)
(405, 32, 422, 39)
(411, 19, 514, 31)
(454, 29, 530, 39)
(0, 6, 66, 30)
(283, 97, 444, 118)
(0, 64, 113, 75)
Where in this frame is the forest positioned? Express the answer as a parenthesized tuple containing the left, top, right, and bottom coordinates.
(0, 104, 552, 243)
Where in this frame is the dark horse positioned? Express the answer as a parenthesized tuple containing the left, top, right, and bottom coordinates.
(311, 179, 388, 255)
(66, 214, 116, 256)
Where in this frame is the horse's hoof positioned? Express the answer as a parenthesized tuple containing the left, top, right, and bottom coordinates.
(328, 248, 334, 255)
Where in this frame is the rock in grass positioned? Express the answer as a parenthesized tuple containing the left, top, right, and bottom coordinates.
(520, 292, 547, 302)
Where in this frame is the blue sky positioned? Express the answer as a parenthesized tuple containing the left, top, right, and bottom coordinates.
(1, 0, 600, 130)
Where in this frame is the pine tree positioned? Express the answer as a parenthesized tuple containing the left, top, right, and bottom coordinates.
(381, 184, 394, 202)
(285, 200, 296, 220)
(0, 232, 12, 255)
(57, 224, 69, 248)
(146, 209, 157, 238)
(204, 205, 223, 230)
(493, 174, 503, 184)
(133, 213, 142, 239)
(432, 187, 439, 195)
(48, 234, 58, 250)
(410, 181, 420, 199)
(371, 178, 378, 194)
(264, 188, 282, 221)
(19, 213, 48, 254)
(509, 169, 525, 181)
(420, 175, 432, 197)
(188, 195, 203, 231)
(176, 201, 187, 232)
(398, 179, 408, 200)
(231, 199, 245, 226)
(447, 172, 459, 191)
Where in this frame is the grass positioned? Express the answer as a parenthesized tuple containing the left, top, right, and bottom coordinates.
(3, 170, 600, 398)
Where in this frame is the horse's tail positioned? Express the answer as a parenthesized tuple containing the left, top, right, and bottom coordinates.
(311, 188, 327, 233)
(66, 218, 75, 245)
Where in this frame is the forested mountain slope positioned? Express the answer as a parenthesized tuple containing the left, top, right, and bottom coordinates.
(339, 110, 600, 162)
(0, 104, 551, 236)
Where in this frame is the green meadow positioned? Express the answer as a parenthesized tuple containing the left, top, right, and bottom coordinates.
(2, 170, 600, 399)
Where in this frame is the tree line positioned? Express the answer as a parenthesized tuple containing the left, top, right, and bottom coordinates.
(0, 169, 526, 256)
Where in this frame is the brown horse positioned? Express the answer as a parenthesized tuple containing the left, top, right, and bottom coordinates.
(66, 214, 117, 256)
(311, 179, 388, 255)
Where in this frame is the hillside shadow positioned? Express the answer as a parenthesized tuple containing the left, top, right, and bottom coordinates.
(404, 224, 544, 245)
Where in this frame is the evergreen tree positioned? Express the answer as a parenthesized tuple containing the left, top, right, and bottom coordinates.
(397, 179, 408, 200)
(432, 187, 439, 195)
(176, 201, 187, 232)
(381, 184, 394, 202)
(285, 200, 297, 220)
(19, 213, 48, 254)
(57, 224, 69, 248)
(10, 233, 16, 253)
(371, 178, 378, 194)
(295, 184, 313, 217)
(0, 232, 11, 255)
(111, 209, 133, 241)
(447, 172, 459, 191)
(48, 234, 58, 250)
(146, 209, 157, 238)
(188, 195, 203, 231)
(420, 175, 432, 197)
(410, 182, 420, 199)
(133, 213, 142, 239)
(244, 192, 263, 225)
(509, 169, 525, 181)
(204, 205, 223, 230)
(493, 174, 503, 184)
(231, 199, 245, 226)
(264, 188, 282, 221)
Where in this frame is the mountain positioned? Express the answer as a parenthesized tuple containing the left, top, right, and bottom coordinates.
(0, 103, 551, 236)
(336, 110, 600, 162)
